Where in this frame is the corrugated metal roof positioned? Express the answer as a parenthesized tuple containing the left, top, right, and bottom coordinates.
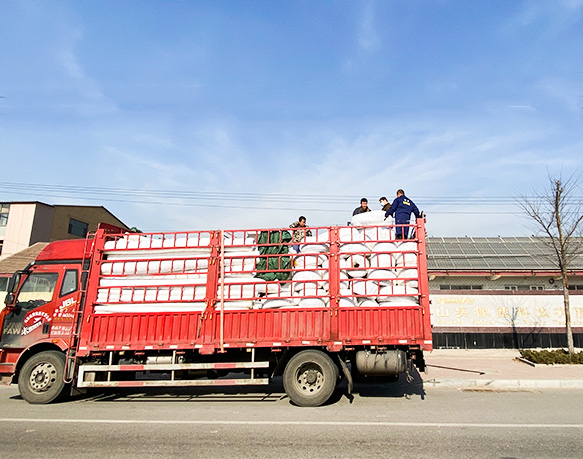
(427, 237, 583, 272)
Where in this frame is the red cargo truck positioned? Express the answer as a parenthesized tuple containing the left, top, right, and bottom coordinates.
(0, 219, 432, 406)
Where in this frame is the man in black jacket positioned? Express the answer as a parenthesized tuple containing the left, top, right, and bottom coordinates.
(353, 198, 371, 216)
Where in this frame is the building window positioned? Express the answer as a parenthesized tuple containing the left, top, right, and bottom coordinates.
(68, 218, 89, 237)
(0, 204, 9, 226)
(0, 277, 8, 291)
(505, 285, 534, 290)
(439, 285, 483, 290)
(568, 285, 583, 291)
(530, 286, 544, 291)
(0, 240, 3, 256)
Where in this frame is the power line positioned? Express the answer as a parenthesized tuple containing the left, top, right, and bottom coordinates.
(1, 181, 576, 215)
(0, 181, 568, 203)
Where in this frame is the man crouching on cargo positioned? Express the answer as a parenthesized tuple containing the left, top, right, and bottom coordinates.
(289, 216, 312, 252)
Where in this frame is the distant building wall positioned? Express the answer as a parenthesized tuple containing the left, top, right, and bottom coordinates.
(2, 203, 53, 257)
(49, 206, 127, 241)
(1, 202, 128, 261)
(29, 203, 55, 245)
(430, 289, 583, 349)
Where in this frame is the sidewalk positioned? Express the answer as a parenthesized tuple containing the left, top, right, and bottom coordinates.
(421, 349, 583, 389)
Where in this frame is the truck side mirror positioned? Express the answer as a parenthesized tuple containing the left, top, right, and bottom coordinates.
(7, 272, 20, 294)
(4, 292, 15, 305)
(4, 272, 21, 306)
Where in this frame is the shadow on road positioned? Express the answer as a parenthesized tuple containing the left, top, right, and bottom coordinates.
(79, 378, 289, 403)
(73, 366, 426, 405)
(344, 364, 426, 402)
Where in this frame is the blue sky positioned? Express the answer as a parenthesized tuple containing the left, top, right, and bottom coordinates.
(1, 0, 582, 236)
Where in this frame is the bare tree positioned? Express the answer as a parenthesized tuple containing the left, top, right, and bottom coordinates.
(518, 171, 583, 354)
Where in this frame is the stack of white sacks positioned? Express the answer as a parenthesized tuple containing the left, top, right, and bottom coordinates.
(274, 211, 419, 309)
(94, 213, 420, 314)
(95, 232, 263, 313)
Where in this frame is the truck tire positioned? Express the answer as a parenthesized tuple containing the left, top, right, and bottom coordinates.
(18, 351, 68, 404)
(283, 350, 338, 407)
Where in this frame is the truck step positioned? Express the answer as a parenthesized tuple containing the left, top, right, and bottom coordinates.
(79, 361, 269, 372)
(77, 378, 270, 388)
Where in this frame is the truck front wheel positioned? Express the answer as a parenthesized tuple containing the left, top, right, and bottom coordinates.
(18, 351, 68, 404)
(283, 350, 337, 407)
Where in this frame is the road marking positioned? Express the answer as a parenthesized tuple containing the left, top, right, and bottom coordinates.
(0, 418, 582, 429)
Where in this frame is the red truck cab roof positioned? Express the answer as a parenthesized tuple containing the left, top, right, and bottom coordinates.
(35, 239, 91, 263)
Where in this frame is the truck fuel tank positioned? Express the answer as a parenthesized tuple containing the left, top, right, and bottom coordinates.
(355, 350, 406, 376)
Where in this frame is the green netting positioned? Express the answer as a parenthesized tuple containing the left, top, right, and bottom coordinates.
(255, 230, 292, 281)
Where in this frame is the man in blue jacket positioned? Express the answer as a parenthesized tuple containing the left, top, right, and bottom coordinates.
(384, 189, 422, 239)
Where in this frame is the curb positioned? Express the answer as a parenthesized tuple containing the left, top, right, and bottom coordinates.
(423, 379, 583, 389)
(516, 357, 536, 367)
(515, 357, 583, 368)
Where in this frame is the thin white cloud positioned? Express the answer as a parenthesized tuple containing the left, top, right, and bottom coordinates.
(357, 1, 380, 53)
(535, 77, 583, 113)
(561, 0, 583, 11)
(503, 0, 583, 34)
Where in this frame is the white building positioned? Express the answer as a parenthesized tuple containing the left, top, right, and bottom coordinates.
(0, 202, 128, 260)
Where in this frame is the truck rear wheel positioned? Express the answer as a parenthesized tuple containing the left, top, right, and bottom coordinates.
(18, 351, 68, 404)
(283, 350, 337, 407)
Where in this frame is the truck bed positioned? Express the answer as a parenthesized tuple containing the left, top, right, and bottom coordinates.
(77, 221, 432, 355)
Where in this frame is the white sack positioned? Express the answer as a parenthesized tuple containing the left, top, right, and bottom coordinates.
(99, 275, 206, 287)
(359, 299, 379, 307)
(94, 302, 206, 314)
(340, 254, 370, 278)
(338, 227, 367, 243)
(292, 283, 319, 296)
(218, 280, 267, 300)
(339, 242, 370, 255)
(222, 236, 256, 250)
(393, 241, 418, 267)
(367, 269, 398, 286)
(265, 283, 293, 297)
(396, 268, 419, 288)
(351, 210, 386, 226)
(299, 237, 329, 253)
(369, 253, 394, 270)
(258, 299, 297, 309)
(215, 300, 254, 310)
(298, 298, 326, 308)
(106, 248, 211, 261)
(352, 280, 382, 297)
(293, 255, 321, 269)
(105, 235, 211, 251)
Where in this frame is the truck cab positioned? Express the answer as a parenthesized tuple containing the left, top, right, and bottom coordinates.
(0, 239, 86, 393)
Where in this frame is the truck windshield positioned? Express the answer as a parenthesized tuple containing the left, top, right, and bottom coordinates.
(16, 273, 59, 310)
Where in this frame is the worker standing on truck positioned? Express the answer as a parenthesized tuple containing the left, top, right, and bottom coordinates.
(379, 196, 390, 212)
(352, 198, 371, 216)
(384, 189, 422, 239)
(289, 216, 312, 252)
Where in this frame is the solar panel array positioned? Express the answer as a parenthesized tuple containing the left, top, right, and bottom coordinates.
(427, 237, 583, 271)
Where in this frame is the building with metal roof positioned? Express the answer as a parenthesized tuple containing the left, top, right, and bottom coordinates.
(426, 237, 583, 349)
(428, 236, 583, 274)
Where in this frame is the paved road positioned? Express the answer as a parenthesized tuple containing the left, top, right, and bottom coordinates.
(1, 381, 582, 458)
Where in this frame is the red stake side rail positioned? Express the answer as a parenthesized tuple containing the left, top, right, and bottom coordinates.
(77, 220, 432, 356)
